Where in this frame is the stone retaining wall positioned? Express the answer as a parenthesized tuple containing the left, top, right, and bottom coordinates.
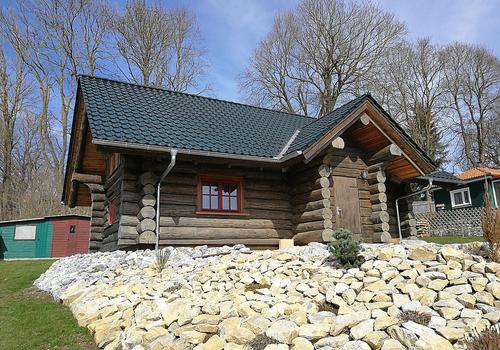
(34, 242, 499, 350)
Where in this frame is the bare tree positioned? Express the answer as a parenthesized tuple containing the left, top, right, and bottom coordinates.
(111, 0, 206, 92)
(366, 39, 447, 165)
(0, 47, 31, 219)
(441, 43, 500, 167)
(241, 0, 406, 117)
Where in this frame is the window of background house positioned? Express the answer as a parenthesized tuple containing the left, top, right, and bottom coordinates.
(198, 177, 241, 212)
(493, 180, 500, 208)
(450, 187, 471, 208)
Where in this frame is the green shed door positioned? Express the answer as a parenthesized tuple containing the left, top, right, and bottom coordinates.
(34, 221, 52, 258)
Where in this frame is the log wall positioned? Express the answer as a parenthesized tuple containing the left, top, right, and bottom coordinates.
(113, 155, 293, 249)
(289, 162, 333, 245)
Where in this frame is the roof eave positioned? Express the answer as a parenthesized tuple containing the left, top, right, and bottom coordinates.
(92, 138, 304, 164)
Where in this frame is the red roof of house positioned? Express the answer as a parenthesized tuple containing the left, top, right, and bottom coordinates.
(457, 167, 500, 180)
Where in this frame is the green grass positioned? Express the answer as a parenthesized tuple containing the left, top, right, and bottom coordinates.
(0, 260, 96, 350)
(419, 236, 484, 244)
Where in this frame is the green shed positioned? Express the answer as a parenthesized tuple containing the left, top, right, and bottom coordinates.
(0, 215, 90, 259)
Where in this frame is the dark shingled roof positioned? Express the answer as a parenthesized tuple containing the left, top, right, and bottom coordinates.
(287, 94, 369, 153)
(424, 170, 462, 183)
(80, 75, 312, 158)
(78, 76, 424, 161)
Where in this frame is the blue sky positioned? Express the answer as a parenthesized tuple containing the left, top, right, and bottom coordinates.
(165, 0, 500, 102)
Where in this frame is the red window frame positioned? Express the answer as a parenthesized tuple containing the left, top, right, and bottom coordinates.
(197, 176, 242, 213)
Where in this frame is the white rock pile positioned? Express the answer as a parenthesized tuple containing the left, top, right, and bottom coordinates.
(34, 241, 500, 350)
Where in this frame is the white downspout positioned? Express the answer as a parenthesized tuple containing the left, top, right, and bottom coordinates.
(395, 179, 435, 241)
(155, 149, 178, 251)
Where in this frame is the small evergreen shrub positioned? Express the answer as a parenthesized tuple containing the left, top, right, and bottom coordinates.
(466, 326, 500, 350)
(153, 248, 170, 272)
(398, 310, 431, 326)
(328, 228, 362, 268)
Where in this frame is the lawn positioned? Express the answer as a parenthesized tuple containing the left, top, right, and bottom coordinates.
(419, 236, 484, 244)
(0, 260, 96, 350)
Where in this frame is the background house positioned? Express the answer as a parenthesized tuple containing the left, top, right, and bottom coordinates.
(433, 167, 500, 210)
(0, 215, 90, 259)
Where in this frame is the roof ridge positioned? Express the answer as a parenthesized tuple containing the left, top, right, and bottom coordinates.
(296, 93, 371, 130)
(79, 74, 315, 121)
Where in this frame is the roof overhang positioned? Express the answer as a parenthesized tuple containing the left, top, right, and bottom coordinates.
(300, 99, 436, 179)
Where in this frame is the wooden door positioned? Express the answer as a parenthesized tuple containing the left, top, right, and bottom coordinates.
(332, 176, 362, 234)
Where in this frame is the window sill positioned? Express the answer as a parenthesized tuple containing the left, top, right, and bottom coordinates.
(195, 211, 250, 217)
(451, 204, 472, 209)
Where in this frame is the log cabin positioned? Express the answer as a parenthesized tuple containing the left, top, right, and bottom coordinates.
(62, 76, 436, 251)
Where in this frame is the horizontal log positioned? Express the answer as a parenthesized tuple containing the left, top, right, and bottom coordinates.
(91, 193, 106, 202)
(159, 238, 279, 247)
(401, 226, 417, 237)
(118, 238, 136, 246)
(294, 219, 332, 233)
(73, 172, 103, 184)
(294, 208, 333, 223)
(137, 231, 156, 244)
(369, 183, 386, 194)
(370, 193, 387, 204)
(290, 177, 330, 194)
(367, 144, 402, 165)
(122, 191, 141, 202)
(91, 217, 106, 227)
(92, 202, 105, 211)
(139, 171, 157, 186)
(292, 188, 331, 204)
(138, 206, 156, 220)
(159, 227, 292, 239)
(400, 219, 416, 228)
(371, 203, 388, 212)
(90, 231, 103, 241)
(245, 198, 291, 211)
(318, 164, 331, 177)
(137, 218, 156, 233)
(140, 194, 156, 207)
(372, 222, 390, 232)
(293, 229, 334, 245)
(122, 202, 140, 216)
(118, 225, 139, 239)
(142, 183, 155, 196)
(373, 231, 392, 243)
(371, 211, 390, 224)
(292, 199, 331, 213)
(367, 171, 386, 185)
(120, 215, 139, 226)
(159, 216, 292, 230)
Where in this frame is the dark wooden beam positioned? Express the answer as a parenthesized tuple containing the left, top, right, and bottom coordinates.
(72, 172, 103, 184)
(367, 144, 402, 165)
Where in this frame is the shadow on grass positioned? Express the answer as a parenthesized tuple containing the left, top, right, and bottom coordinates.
(0, 260, 97, 350)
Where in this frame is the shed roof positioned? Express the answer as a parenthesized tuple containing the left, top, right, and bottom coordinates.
(0, 215, 90, 226)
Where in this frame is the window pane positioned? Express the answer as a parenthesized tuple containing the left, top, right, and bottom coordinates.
(222, 196, 230, 210)
(463, 190, 470, 204)
(230, 184, 238, 196)
(202, 195, 211, 209)
(211, 196, 219, 209)
(454, 192, 463, 205)
(222, 184, 230, 196)
(230, 197, 238, 210)
(202, 184, 210, 195)
(211, 185, 218, 195)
